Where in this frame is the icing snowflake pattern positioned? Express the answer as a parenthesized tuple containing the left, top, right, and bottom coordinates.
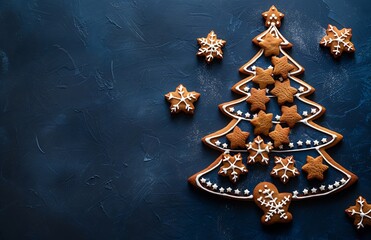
(247, 136, 273, 165)
(346, 196, 371, 229)
(271, 156, 299, 183)
(254, 183, 292, 224)
(197, 31, 226, 63)
(320, 25, 355, 57)
(218, 153, 248, 182)
(165, 84, 200, 114)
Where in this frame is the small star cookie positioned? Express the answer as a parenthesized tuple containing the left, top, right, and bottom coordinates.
(345, 196, 371, 229)
(262, 5, 285, 28)
(271, 156, 300, 184)
(252, 67, 275, 89)
(197, 30, 226, 63)
(269, 124, 290, 148)
(253, 182, 292, 225)
(250, 110, 273, 136)
(246, 88, 270, 112)
(302, 156, 329, 181)
(272, 56, 295, 79)
(218, 153, 248, 183)
(259, 32, 283, 57)
(226, 126, 250, 149)
(320, 24, 355, 58)
(271, 80, 297, 105)
(280, 105, 302, 128)
(247, 136, 273, 165)
(165, 84, 200, 114)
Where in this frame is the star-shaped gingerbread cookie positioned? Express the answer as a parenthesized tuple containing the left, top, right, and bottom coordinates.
(226, 126, 250, 149)
(197, 30, 226, 63)
(218, 153, 248, 183)
(269, 124, 290, 148)
(272, 56, 295, 79)
(259, 32, 283, 57)
(302, 155, 329, 181)
(250, 110, 273, 136)
(280, 105, 302, 128)
(345, 196, 371, 229)
(252, 67, 275, 89)
(270, 80, 297, 105)
(247, 136, 273, 165)
(271, 156, 300, 184)
(262, 5, 285, 28)
(246, 88, 270, 112)
(165, 84, 200, 114)
(320, 24, 355, 58)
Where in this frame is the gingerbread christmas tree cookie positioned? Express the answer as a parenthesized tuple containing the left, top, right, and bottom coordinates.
(189, 5, 357, 225)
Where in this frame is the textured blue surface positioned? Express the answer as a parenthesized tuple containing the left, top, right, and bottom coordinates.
(0, 0, 370, 239)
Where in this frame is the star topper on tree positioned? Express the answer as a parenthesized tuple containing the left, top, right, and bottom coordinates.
(189, 5, 357, 225)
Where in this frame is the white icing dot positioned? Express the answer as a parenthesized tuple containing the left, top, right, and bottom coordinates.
(234, 189, 241, 195)
(275, 115, 281, 120)
(227, 187, 232, 193)
(303, 189, 309, 195)
(219, 187, 225, 193)
(313, 140, 319, 146)
(222, 143, 228, 148)
(244, 86, 250, 92)
(244, 189, 250, 195)
(237, 110, 243, 116)
(311, 188, 317, 193)
(245, 112, 251, 118)
(229, 107, 235, 113)
(297, 140, 303, 146)
(319, 185, 326, 191)
(288, 143, 294, 148)
(212, 184, 218, 190)
(321, 138, 327, 143)
(206, 181, 212, 187)
(302, 111, 308, 116)
(215, 140, 221, 146)
(200, 178, 206, 183)
(306, 140, 311, 145)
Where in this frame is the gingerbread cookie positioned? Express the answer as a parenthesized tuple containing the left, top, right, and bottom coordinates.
(226, 126, 249, 149)
(269, 124, 290, 148)
(345, 196, 371, 229)
(197, 30, 226, 63)
(250, 110, 273, 136)
(247, 136, 273, 165)
(320, 24, 355, 58)
(246, 88, 270, 112)
(262, 5, 284, 28)
(253, 182, 292, 225)
(252, 67, 275, 89)
(271, 156, 299, 184)
(218, 153, 248, 183)
(270, 80, 297, 105)
(280, 105, 302, 128)
(302, 155, 329, 181)
(259, 32, 283, 57)
(165, 84, 200, 114)
(272, 56, 295, 79)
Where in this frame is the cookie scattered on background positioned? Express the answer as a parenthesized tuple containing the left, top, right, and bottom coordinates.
(197, 30, 226, 63)
(165, 84, 200, 114)
(320, 24, 355, 58)
(345, 196, 371, 229)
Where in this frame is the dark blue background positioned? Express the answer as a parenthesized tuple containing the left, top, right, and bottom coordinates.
(0, 0, 370, 239)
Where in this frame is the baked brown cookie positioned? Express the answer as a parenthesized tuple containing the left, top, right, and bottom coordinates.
(270, 80, 297, 105)
(226, 126, 250, 149)
(247, 136, 273, 165)
(218, 153, 248, 183)
(272, 56, 295, 79)
(269, 124, 290, 148)
(280, 105, 302, 128)
(345, 196, 371, 229)
(246, 88, 270, 112)
(253, 182, 292, 225)
(197, 30, 226, 63)
(271, 156, 300, 184)
(320, 24, 355, 58)
(250, 110, 273, 136)
(252, 67, 275, 89)
(259, 32, 283, 57)
(165, 84, 200, 114)
(302, 155, 329, 181)
(262, 5, 284, 28)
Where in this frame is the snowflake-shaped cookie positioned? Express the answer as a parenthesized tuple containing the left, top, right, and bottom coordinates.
(320, 24, 355, 58)
(197, 30, 226, 63)
(253, 182, 292, 225)
(165, 84, 200, 114)
(271, 156, 300, 184)
(346, 196, 371, 229)
(218, 153, 248, 182)
(247, 136, 273, 165)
